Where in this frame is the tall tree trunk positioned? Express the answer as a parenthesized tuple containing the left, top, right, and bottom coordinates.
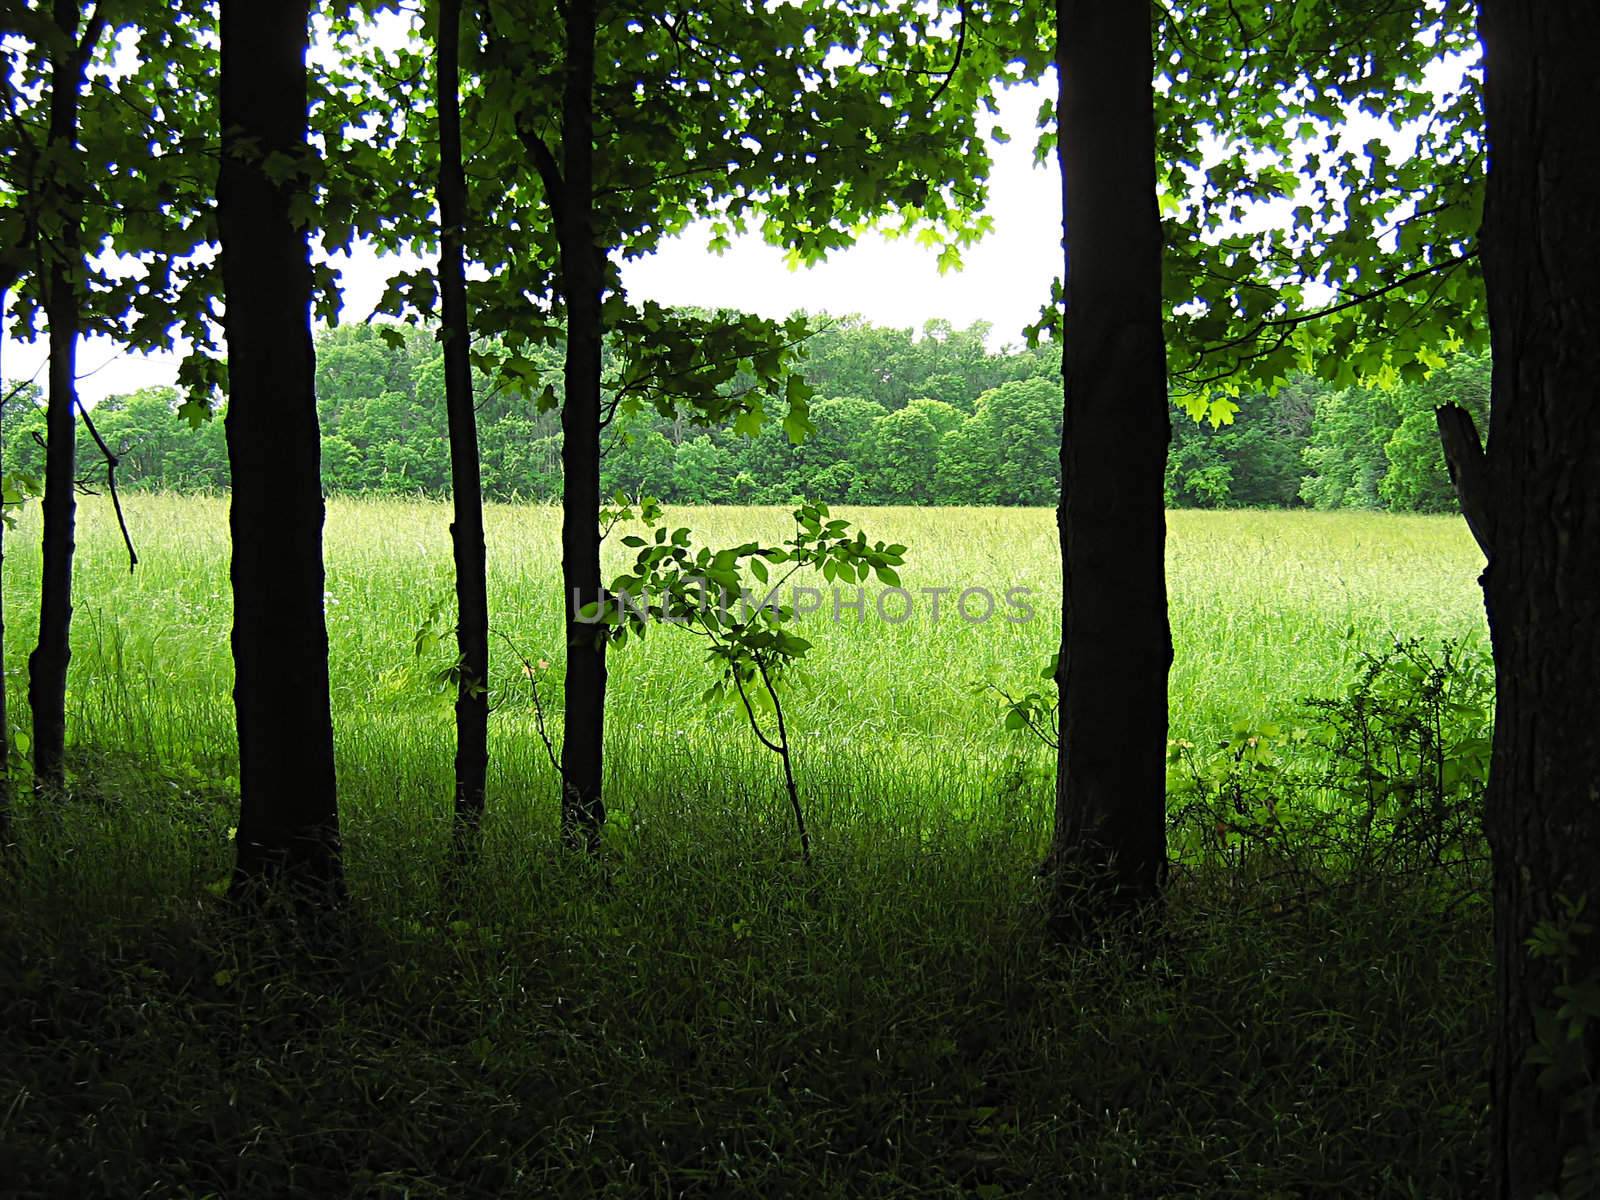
(1474, 3, 1600, 1193)
(218, 0, 342, 899)
(554, 0, 606, 854)
(1050, 0, 1171, 917)
(0, 285, 11, 849)
(436, 0, 489, 858)
(27, 0, 98, 796)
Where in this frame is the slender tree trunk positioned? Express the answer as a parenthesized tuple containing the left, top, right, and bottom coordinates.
(436, 0, 489, 858)
(27, 0, 98, 797)
(554, 0, 606, 853)
(0, 285, 11, 849)
(1049, 0, 1171, 917)
(1474, 3, 1600, 1193)
(218, 0, 342, 899)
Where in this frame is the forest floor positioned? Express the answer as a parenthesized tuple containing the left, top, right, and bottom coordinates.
(1, 497, 1492, 1196)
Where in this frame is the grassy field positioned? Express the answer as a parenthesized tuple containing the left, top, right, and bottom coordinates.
(6, 494, 1487, 825)
(0, 495, 1495, 1197)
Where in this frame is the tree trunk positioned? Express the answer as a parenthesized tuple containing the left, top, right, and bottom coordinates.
(218, 0, 342, 899)
(1050, 0, 1171, 917)
(1, 285, 11, 848)
(554, 0, 606, 854)
(436, 0, 489, 858)
(1475, 2, 1600, 1193)
(27, 0, 97, 797)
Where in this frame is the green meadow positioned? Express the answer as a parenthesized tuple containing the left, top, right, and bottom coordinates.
(1, 496, 1495, 1196)
(9, 494, 1486, 815)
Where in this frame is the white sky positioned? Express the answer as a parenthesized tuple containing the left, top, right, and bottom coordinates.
(1, 81, 1060, 405)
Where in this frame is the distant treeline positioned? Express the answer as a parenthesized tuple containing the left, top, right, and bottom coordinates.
(1, 316, 1487, 512)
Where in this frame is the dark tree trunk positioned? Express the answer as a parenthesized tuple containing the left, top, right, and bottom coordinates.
(1475, 3, 1600, 1193)
(1050, 0, 1171, 916)
(0, 285, 11, 848)
(553, 0, 606, 853)
(218, 0, 342, 899)
(436, 0, 489, 858)
(27, 0, 99, 797)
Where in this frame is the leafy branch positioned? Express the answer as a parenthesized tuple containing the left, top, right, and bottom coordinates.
(589, 499, 908, 867)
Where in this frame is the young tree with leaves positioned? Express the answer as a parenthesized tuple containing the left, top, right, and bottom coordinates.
(17, 2, 107, 795)
(4, 0, 222, 804)
(217, 0, 342, 898)
(472, 0, 1000, 853)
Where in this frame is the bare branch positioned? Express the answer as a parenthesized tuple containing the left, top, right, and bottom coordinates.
(924, 1, 968, 109)
(73, 398, 137, 572)
(1435, 403, 1493, 559)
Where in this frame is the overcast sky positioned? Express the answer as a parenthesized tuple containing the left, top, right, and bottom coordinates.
(1, 81, 1058, 405)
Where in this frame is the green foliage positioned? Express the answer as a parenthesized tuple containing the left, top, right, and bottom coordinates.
(2, 383, 229, 497)
(1300, 351, 1489, 514)
(1299, 385, 1395, 511)
(937, 378, 1062, 507)
(601, 500, 904, 707)
(1164, 437, 1234, 508)
(4, 309, 1484, 515)
(1379, 352, 1491, 512)
(1166, 638, 1493, 890)
(1166, 378, 1317, 509)
(1, 379, 44, 524)
(1152, 0, 1485, 400)
(869, 406, 941, 504)
(1526, 896, 1600, 1198)
(983, 654, 1058, 750)
(668, 436, 740, 505)
(797, 317, 1050, 412)
(2, 1, 241, 411)
(590, 497, 907, 860)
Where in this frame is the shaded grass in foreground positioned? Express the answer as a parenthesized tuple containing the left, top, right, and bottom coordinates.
(2, 752, 1489, 1198)
(0, 498, 1491, 1195)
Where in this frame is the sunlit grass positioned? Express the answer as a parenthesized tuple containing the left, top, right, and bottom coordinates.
(0, 493, 1490, 896)
(4, 494, 1487, 833)
(3, 492, 1484, 755)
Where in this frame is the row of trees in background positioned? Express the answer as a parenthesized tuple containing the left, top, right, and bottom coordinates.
(3, 325, 1488, 512)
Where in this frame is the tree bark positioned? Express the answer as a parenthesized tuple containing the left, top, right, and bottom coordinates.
(553, 0, 606, 854)
(218, 0, 342, 899)
(1050, 0, 1171, 917)
(1435, 403, 1494, 557)
(0, 285, 11, 848)
(27, 0, 99, 797)
(1475, 2, 1600, 1193)
(436, 0, 489, 858)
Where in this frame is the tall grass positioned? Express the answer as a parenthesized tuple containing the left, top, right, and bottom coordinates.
(0, 496, 1493, 1196)
(5, 495, 1487, 815)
